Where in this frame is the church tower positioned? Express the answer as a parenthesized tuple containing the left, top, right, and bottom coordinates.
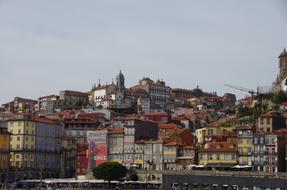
(278, 48, 287, 82)
(116, 70, 125, 91)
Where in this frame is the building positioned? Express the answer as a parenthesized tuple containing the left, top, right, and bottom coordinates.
(38, 95, 61, 114)
(132, 77, 172, 111)
(195, 126, 227, 144)
(253, 131, 266, 172)
(264, 132, 286, 172)
(235, 126, 254, 166)
(107, 128, 124, 164)
(145, 112, 170, 123)
(258, 112, 286, 133)
(129, 88, 151, 113)
(7, 116, 64, 179)
(90, 71, 132, 110)
(60, 90, 89, 110)
(61, 136, 76, 178)
(274, 48, 287, 91)
(163, 142, 182, 170)
(76, 143, 88, 176)
(198, 141, 237, 170)
(63, 117, 101, 142)
(0, 127, 10, 171)
(2, 97, 37, 113)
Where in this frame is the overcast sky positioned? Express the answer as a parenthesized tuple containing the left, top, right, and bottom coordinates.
(0, 0, 287, 104)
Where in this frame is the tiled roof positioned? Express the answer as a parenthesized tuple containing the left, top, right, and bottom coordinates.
(199, 141, 237, 152)
(145, 112, 168, 116)
(159, 124, 177, 129)
(34, 117, 61, 125)
(164, 141, 184, 146)
(108, 128, 124, 134)
(260, 112, 283, 118)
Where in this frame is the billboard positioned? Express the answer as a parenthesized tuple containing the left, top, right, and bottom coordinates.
(87, 130, 108, 170)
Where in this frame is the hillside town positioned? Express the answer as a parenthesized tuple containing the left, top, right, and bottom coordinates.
(1, 49, 287, 184)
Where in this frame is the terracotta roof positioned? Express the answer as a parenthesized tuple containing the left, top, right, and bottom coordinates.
(260, 112, 283, 118)
(38, 95, 59, 99)
(164, 141, 184, 146)
(145, 112, 168, 116)
(108, 128, 124, 134)
(182, 146, 195, 149)
(34, 117, 61, 125)
(159, 124, 177, 129)
(0, 113, 18, 117)
(234, 125, 253, 130)
(199, 141, 237, 152)
(60, 90, 89, 96)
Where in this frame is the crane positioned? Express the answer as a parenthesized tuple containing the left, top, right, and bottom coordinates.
(224, 84, 258, 100)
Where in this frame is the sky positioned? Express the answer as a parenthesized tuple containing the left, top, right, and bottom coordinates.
(0, 0, 287, 104)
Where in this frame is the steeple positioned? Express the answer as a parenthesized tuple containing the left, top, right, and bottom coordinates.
(116, 70, 125, 91)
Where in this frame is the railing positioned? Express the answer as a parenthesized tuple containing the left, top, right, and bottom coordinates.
(162, 170, 287, 180)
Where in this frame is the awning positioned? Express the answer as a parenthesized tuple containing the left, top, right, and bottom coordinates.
(205, 163, 236, 168)
(232, 165, 253, 169)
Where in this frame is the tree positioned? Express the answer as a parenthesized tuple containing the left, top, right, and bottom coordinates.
(92, 162, 128, 182)
(273, 91, 287, 105)
(237, 106, 254, 118)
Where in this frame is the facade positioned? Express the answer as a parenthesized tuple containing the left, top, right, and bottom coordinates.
(61, 136, 76, 178)
(163, 142, 180, 170)
(0, 127, 10, 170)
(7, 116, 64, 179)
(38, 95, 61, 113)
(235, 126, 254, 166)
(264, 133, 286, 172)
(2, 97, 37, 113)
(59, 90, 89, 110)
(90, 71, 132, 110)
(274, 48, 287, 91)
(253, 131, 266, 172)
(76, 143, 88, 176)
(132, 77, 172, 111)
(258, 112, 286, 133)
(64, 118, 101, 142)
(145, 112, 170, 123)
(107, 128, 124, 164)
(198, 141, 237, 169)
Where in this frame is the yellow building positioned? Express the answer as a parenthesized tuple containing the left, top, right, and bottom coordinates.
(163, 142, 182, 170)
(7, 116, 64, 179)
(199, 141, 237, 169)
(235, 126, 254, 166)
(196, 126, 227, 144)
(107, 128, 124, 164)
(8, 119, 35, 169)
(0, 127, 10, 170)
(134, 142, 144, 169)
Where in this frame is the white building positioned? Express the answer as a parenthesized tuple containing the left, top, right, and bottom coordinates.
(90, 71, 132, 109)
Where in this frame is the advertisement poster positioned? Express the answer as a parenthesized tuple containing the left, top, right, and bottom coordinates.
(87, 130, 108, 170)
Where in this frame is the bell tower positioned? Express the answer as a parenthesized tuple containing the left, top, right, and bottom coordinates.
(278, 48, 287, 82)
(116, 70, 125, 91)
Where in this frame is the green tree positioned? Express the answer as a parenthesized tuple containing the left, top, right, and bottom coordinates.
(273, 91, 287, 105)
(92, 162, 128, 182)
(237, 106, 254, 118)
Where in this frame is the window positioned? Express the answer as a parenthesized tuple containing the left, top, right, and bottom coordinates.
(224, 154, 229, 160)
(199, 154, 203, 160)
(216, 154, 220, 160)
(254, 137, 258, 144)
(231, 153, 235, 160)
(208, 154, 212, 160)
(267, 118, 270, 124)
